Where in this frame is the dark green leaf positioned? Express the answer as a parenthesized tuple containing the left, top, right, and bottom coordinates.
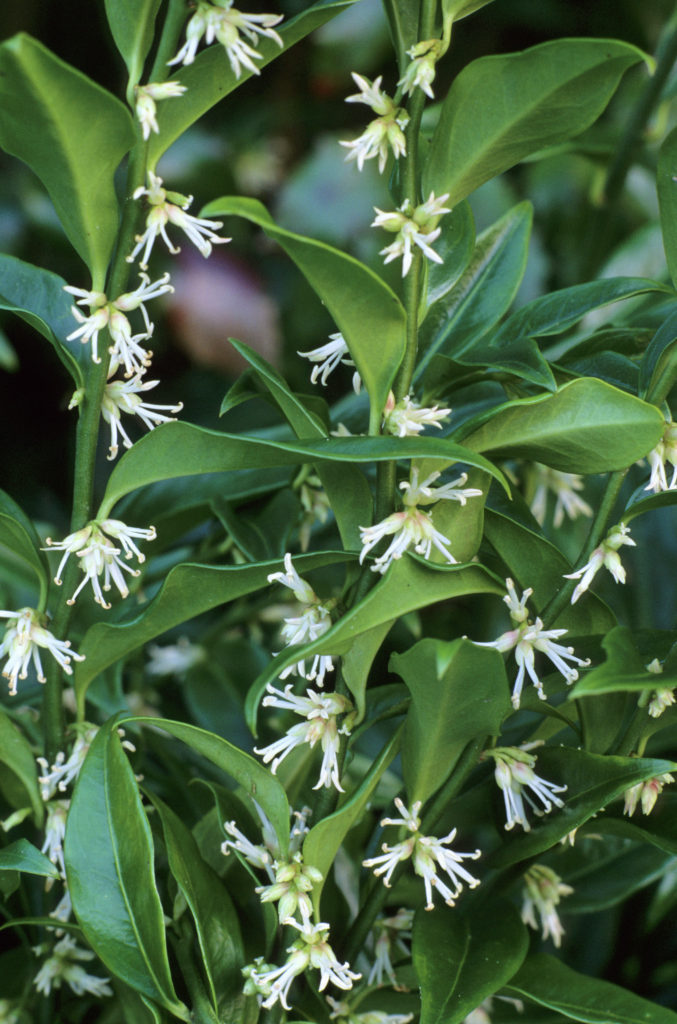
(658, 125, 677, 292)
(570, 626, 677, 697)
(0, 708, 43, 824)
(0, 35, 134, 284)
(66, 719, 188, 1017)
(442, 0, 497, 22)
(460, 378, 664, 473)
(425, 38, 646, 205)
(0, 839, 59, 878)
(507, 953, 677, 1024)
(0, 488, 49, 605)
(424, 201, 476, 311)
(104, 0, 162, 84)
(414, 901, 529, 1024)
(392, 638, 510, 804)
(639, 307, 677, 405)
(201, 197, 406, 427)
(382, 0, 420, 73)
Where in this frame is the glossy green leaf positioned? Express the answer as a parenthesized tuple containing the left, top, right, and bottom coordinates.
(382, 0, 420, 73)
(201, 197, 406, 427)
(570, 626, 677, 697)
(0, 490, 49, 610)
(303, 727, 402, 914)
(460, 378, 664, 473)
(487, 747, 676, 869)
(98, 422, 508, 517)
(0, 839, 59, 879)
(104, 0, 162, 84)
(418, 203, 532, 379)
(0, 708, 43, 824)
(624, 486, 677, 523)
(658, 125, 677, 292)
(442, 0, 497, 22)
(246, 559, 504, 731)
(588, 794, 677, 858)
(425, 38, 646, 205)
(342, 621, 396, 721)
(638, 307, 677, 405)
(225, 338, 372, 547)
(66, 720, 188, 1017)
(424, 201, 476, 312)
(0, 35, 135, 285)
(0, 255, 84, 384)
(492, 277, 670, 349)
(414, 901, 529, 1024)
(392, 638, 510, 804)
(74, 552, 351, 707)
(507, 953, 677, 1024)
(149, 0, 359, 163)
(564, 843, 674, 913)
(147, 793, 244, 1020)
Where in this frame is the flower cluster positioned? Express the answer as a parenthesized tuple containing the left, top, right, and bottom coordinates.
(485, 744, 567, 832)
(363, 798, 481, 911)
(168, 0, 283, 77)
(372, 192, 451, 276)
(564, 522, 635, 604)
(527, 464, 592, 528)
(327, 996, 414, 1024)
(368, 908, 413, 988)
(134, 81, 186, 139)
(298, 332, 361, 392)
(382, 392, 451, 438)
(624, 772, 675, 816)
(471, 578, 590, 708)
(256, 851, 323, 926)
(254, 684, 353, 790)
(521, 864, 573, 947)
(33, 936, 111, 998)
(267, 553, 336, 686)
(645, 421, 677, 492)
(44, 519, 156, 608)
(0, 608, 84, 696)
(398, 38, 445, 98)
(340, 73, 409, 174)
(359, 465, 482, 574)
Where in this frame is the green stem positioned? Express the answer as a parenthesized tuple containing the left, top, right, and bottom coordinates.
(393, 251, 423, 401)
(541, 468, 627, 627)
(149, 0, 189, 83)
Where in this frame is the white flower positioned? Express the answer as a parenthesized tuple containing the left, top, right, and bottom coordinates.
(249, 921, 360, 1010)
(339, 73, 409, 174)
(267, 553, 336, 686)
(254, 684, 353, 790)
(382, 392, 451, 438)
(297, 473, 331, 552)
(527, 464, 592, 528)
(485, 745, 567, 831)
(564, 522, 635, 604)
(645, 422, 677, 492)
(41, 799, 69, 881)
(255, 851, 323, 926)
(521, 864, 573, 948)
(134, 81, 187, 140)
(368, 908, 413, 988)
(471, 578, 590, 709)
(359, 466, 481, 574)
(33, 936, 112, 998)
(146, 638, 206, 677)
(127, 172, 229, 269)
(221, 820, 274, 876)
(168, 0, 283, 77)
(0, 999, 22, 1024)
(398, 39, 444, 99)
(363, 798, 481, 911)
(44, 519, 156, 609)
(37, 723, 99, 801)
(327, 995, 414, 1024)
(623, 772, 675, 816)
(0, 608, 84, 696)
(100, 372, 183, 459)
(298, 332, 361, 392)
(372, 192, 451, 276)
(649, 686, 676, 717)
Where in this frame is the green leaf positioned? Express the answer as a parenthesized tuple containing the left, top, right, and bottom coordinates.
(66, 719, 188, 1017)
(425, 38, 646, 205)
(638, 307, 677, 405)
(391, 638, 510, 804)
(74, 552, 351, 709)
(104, 0, 162, 85)
(443, 0, 497, 23)
(0, 255, 84, 384)
(149, 0, 360, 165)
(0, 35, 135, 285)
(121, 716, 291, 860)
(0, 488, 49, 608)
(225, 338, 372, 548)
(382, 0, 421, 74)
(146, 793, 244, 1020)
(414, 901, 529, 1024)
(589, 794, 677, 858)
(98, 422, 508, 517)
(658, 125, 677, 292)
(424, 201, 476, 312)
(460, 378, 665, 473)
(246, 559, 504, 732)
(570, 626, 677, 697)
(201, 197, 406, 428)
(0, 708, 43, 824)
(303, 727, 402, 914)
(342, 621, 395, 721)
(0, 839, 60, 878)
(507, 953, 677, 1024)
(487, 747, 676, 869)
(418, 202, 532, 380)
(564, 843, 674, 913)
(492, 277, 670, 349)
